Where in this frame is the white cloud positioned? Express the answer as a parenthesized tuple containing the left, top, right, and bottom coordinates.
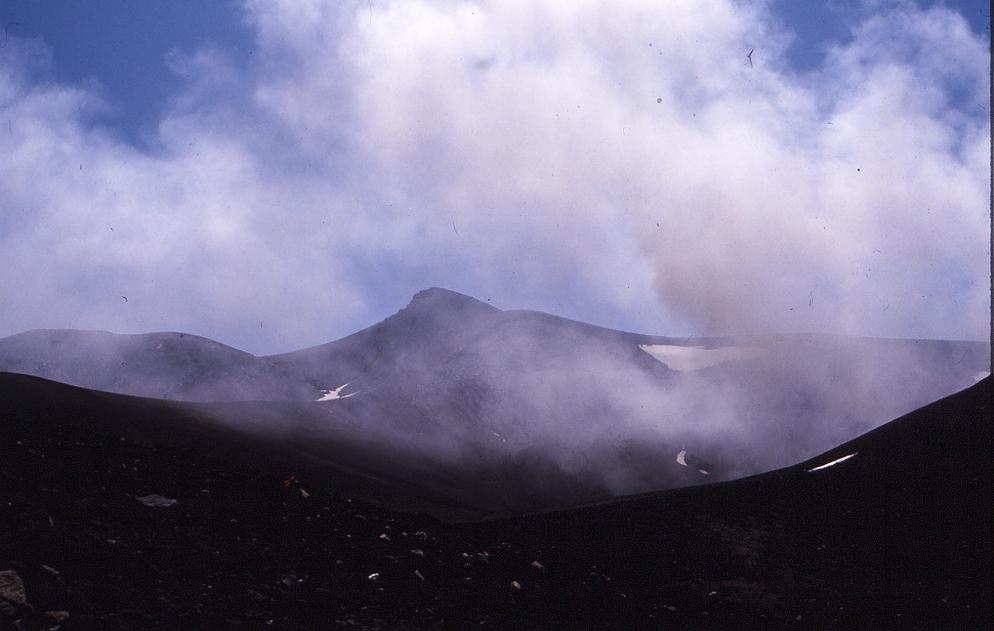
(0, 0, 988, 353)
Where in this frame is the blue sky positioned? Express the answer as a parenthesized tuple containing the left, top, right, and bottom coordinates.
(0, 1, 989, 353)
(1, 0, 253, 146)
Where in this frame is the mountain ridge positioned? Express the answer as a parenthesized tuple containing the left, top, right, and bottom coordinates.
(0, 288, 987, 513)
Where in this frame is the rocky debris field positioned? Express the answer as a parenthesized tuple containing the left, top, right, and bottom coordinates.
(0, 377, 990, 629)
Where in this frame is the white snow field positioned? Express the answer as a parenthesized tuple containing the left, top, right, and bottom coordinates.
(638, 344, 768, 372)
(315, 383, 359, 401)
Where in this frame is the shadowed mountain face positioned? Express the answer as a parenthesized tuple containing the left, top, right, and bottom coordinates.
(0, 288, 988, 514)
(0, 370, 988, 629)
(265, 287, 506, 386)
(262, 288, 991, 510)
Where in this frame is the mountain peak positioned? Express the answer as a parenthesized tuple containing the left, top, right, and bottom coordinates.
(405, 287, 500, 313)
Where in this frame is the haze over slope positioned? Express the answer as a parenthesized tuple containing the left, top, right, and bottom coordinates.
(0, 288, 986, 513)
(264, 288, 987, 501)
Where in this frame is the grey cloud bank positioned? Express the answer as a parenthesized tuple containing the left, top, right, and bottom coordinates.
(0, 0, 989, 354)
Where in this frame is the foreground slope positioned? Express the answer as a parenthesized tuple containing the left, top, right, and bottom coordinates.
(0, 373, 479, 520)
(0, 373, 988, 629)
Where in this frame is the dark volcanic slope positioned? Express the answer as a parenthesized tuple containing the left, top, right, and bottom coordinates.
(0, 372, 988, 630)
(0, 330, 313, 401)
(0, 373, 479, 521)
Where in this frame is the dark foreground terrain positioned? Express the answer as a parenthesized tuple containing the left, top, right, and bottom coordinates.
(0, 374, 990, 629)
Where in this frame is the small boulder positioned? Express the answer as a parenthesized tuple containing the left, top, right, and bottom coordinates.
(0, 571, 27, 617)
(136, 494, 178, 507)
(0, 571, 27, 606)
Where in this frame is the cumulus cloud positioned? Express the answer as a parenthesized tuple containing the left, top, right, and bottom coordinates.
(0, 0, 988, 353)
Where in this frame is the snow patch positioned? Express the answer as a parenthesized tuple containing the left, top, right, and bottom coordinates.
(639, 344, 768, 372)
(806, 452, 858, 473)
(675, 448, 710, 475)
(316, 383, 359, 401)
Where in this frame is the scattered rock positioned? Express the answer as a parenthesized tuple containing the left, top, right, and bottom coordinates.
(511, 580, 522, 590)
(530, 560, 544, 571)
(0, 571, 27, 618)
(0, 570, 27, 606)
(45, 611, 70, 622)
(136, 494, 178, 507)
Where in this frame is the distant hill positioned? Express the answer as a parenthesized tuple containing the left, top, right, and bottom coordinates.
(0, 329, 313, 401)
